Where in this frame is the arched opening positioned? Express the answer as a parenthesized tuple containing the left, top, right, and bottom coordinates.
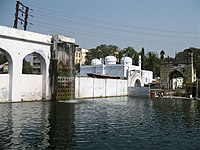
(0, 48, 13, 101)
(169, 70, 184, 90)
(22, 52, 46, 100)
(134, 79, 141, 87)
(0, 51, 8, 74)
(130, 72, 144, 87)
(22, 52, 44, 74)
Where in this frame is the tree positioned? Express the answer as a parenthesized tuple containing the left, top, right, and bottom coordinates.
(140, 47, 146, 70)
(85, 44, 119, 64)
(0, 53, 7, 64)
(175, 47, 200, 78)
(96, 44, 119, 58)
(122, 47, 138, 65)
(146, 51, 160, 78)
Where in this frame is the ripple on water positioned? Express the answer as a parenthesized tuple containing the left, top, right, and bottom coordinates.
(1, 97, 200, 149)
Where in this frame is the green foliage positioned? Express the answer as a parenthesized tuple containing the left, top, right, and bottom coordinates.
(175, 47, 200, 78)
(85, 44, 119, 64)
(84, 44, 200, 79)
(124, 46, 138, 65)
(140, 47, 146, 70)
(0, 53, 7, 64)
(85, 44, 161, 78)
(144, 51, 160, 78)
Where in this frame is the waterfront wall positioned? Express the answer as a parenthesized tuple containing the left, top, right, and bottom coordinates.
(75, 77, 127, 99)
(21, 75, 43, 101)
(0, 74, 9, 101)
(0, 74, 48, 102)
(128, 86, 150, 98)
(0, 25, 52, 102)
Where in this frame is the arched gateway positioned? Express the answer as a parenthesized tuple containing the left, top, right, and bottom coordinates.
(160, 50, 196, 94)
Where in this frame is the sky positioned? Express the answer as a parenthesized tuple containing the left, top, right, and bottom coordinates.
(0, 0, 200, 57)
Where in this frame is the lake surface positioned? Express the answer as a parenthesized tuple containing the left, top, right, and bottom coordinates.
(0, 97, 200, 149)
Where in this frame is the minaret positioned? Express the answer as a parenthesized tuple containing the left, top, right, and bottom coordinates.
(188, 50, 194, 83)
(138, 55, 141, 70)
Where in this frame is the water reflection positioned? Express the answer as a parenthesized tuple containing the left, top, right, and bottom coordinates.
(0, 102, 50, 149)
(0, 101, 75, 149)
(47, 102, 75, 149)
(0, 97, 200, 149)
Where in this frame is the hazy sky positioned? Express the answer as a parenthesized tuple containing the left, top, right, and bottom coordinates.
(0, 0, 200, 57)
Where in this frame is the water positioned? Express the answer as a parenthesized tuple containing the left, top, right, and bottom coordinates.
(1, 97, 200, 149)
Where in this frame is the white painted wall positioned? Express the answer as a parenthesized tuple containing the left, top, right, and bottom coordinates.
(141, 70, 153, 85)
(0, 74, 9, 102)
(94, 78, 106, 97)
(0, 25, 52, 102)
(0, 71, 48, 101)
(21, 75, 43, 101)
(75, 77, 127, 99)
(0, 26, 52, 44)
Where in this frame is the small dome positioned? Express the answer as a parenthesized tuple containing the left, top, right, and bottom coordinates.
(105, 56, 116, 65)
(91, 58, 101, 65)
(120, 57, 132, 65)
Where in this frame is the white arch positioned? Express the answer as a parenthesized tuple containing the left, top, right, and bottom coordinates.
(0, 48, 13, 101)
(129, 72, 144, 87)
(0, 25, 52, 101)
(22, 51, 47, 100)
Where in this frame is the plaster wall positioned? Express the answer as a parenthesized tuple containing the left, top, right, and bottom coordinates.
(141, 70, 153, 84)
(0, 26, 51, 44)
(75, 77, 94, 98)
(94, 78, 106, 97)
(79, 65, 104, 76)
(0, 74, 9, 102)
(21, 75, 43, 101)
(75, 77, 127, 99)
(0, 25, 52, 102)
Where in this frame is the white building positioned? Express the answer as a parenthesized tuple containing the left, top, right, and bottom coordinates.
(79, 55, 153, 87)
(0, 25, 52, 102)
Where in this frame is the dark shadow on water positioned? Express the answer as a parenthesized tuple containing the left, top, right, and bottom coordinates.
(47, 101, 75, 149)
(0, 101, 76, 149)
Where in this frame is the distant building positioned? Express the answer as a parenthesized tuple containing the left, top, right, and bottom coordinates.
(75, 48, 88, 65)
(160, 50, 196, 90)
(32, 55, 40, 74)
(78, 55, 153, 87)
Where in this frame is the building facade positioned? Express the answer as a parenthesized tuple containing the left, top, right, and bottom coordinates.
(160, 50, 196, 93)
(75, 48, 88, 65)
(0, 25, 52, 102)
(79, 55, 153, 87)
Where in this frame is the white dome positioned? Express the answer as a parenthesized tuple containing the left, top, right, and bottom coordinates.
(120, 57, 132, 65)
(105, 56, 116, 65)
(91, 58, 101, 65)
